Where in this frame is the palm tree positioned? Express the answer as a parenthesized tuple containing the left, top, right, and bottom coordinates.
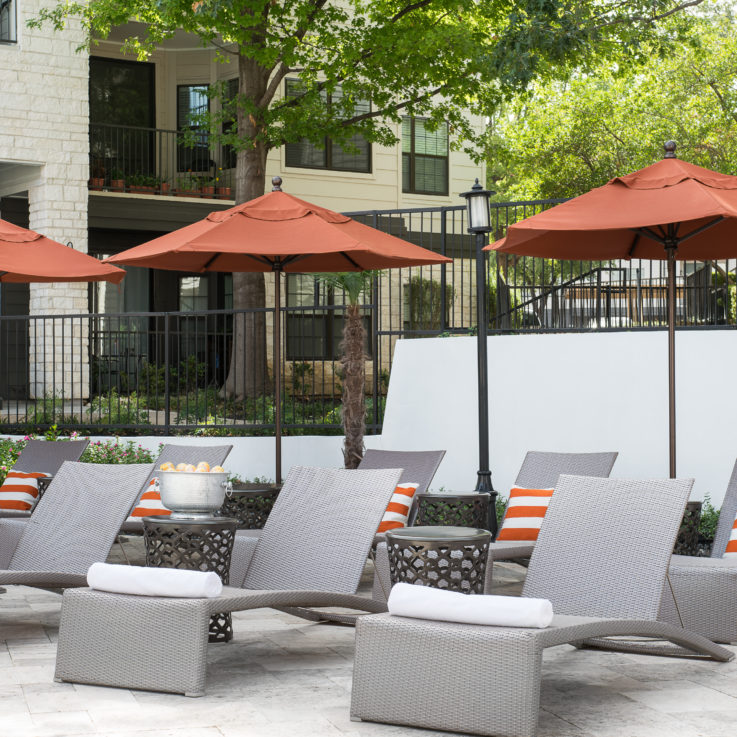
(316, 271, 379, 469)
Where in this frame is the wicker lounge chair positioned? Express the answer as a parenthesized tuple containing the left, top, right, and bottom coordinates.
(54, 465, 403, 696)
(0, 438, 90, 518)
(371, 450, 618, 602)
(658, 458, 737, 644)
(351, 475, 733, 737)
(0, 461, 154, 591)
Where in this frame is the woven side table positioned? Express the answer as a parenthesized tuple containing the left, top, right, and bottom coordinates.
(385, 526, 491, 594)
(142, 516, 237, 642)
(219, 487, 280, 529)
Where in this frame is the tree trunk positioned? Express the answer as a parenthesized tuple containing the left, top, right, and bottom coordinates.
(342, 303, 366, 468)
(223, 52, 270, 400)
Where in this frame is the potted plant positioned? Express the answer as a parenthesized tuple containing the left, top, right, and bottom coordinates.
(128, 174, 160, 195)
(215, 167, 231, 199)
(175, 174, 200, 197)
(200, 175, 216, 198)
(160, 179, 171, 195)
(89, 160, 105, 190)
(110, 168, 125, 192)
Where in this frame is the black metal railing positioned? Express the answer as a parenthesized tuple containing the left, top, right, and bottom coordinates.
(3, 200, 737, 435)
(89, 123, 235, 198)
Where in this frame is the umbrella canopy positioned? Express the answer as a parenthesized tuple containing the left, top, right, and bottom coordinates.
(0, 218, 125, 283)
(105, 178, 451, 482)
(104, 185, 452, 273)
(487, 149, 737, 260)
(486, 142, 737, 478)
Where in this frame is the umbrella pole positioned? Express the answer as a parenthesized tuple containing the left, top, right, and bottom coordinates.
(274, 267, 282, 485)
(667, 245, 677, 478)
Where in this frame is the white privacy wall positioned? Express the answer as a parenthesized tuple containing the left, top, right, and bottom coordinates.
(379, 331, 737, 506)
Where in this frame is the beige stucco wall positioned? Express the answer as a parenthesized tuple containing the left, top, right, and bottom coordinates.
(0, 0, 90, 399)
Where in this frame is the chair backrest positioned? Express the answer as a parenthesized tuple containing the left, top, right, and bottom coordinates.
(9, 461, 154, 575)
(523, 474, 693, 621)
(514, 451, 618, 489)
(358, 449, 445, 494)
(12, 438, 90, 476)
(711, 458, 737, 558)
(243, 466, 402, 593)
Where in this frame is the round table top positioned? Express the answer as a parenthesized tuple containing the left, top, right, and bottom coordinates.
(142, 515, 238, 527)
(385, 525, 490, 542)
(416, 491, 491, 499)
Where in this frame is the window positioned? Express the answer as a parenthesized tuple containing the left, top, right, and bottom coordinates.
(177, 84, 211, 172)
(402, 117, 449, 195)
(284, 80, 371, 173)
(286, 275, 372, 360)
(0, 0, 16, 43)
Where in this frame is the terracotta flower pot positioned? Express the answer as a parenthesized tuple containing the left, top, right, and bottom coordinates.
(129, 185, 155, 195)
(89, 177, 105, 191)
(201, 186, 216, 197)
(110, 179, 125, 192)
(160, 183, 171, 195)
(217, 187, 232, 199)
(175, 189, 200, 198)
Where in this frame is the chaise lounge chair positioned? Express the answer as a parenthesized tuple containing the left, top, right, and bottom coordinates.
(54, 465, 403, 696)
(0, 438, 90, 518)
(0, 461, 154, 592)
(659, 458, 737, 644)
(351, 475, 733, 737)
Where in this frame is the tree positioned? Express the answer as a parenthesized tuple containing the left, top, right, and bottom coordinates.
(33, 0, 708, 397)
(487, 6, 737, 201)
(314, 271, 377, 468)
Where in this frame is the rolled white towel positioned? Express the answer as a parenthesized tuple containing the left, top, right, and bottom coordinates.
(387, 582, 553, 628)
(87, 562, 223, 598)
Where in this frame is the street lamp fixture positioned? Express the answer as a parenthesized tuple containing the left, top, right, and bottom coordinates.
(460, 178, 497, 536)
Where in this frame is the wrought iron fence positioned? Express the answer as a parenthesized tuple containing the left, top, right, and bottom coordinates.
(3, 200, 736, 436)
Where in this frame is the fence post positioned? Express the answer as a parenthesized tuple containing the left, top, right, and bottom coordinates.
(372, 212, 380, 434)
(164, 312, 171, 435)
(440, 209, 448, 332)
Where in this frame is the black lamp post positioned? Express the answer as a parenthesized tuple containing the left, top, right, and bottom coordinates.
(460, 178, 498, 537)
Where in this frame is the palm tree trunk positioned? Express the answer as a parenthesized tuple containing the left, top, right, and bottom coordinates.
(342, 303, 366, 468)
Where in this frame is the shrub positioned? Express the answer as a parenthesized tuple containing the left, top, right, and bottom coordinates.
(699, 493, 720, 541)
(0, 437, 27, 485)
(81, 439, 158, 465)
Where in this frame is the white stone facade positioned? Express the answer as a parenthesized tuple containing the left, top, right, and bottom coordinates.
(0, 0, 90, 398)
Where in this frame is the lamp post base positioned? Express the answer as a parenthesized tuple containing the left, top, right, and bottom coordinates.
(475, 470, 498, 539)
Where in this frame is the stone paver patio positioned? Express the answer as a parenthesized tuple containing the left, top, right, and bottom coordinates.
(1, 559, 737, 737)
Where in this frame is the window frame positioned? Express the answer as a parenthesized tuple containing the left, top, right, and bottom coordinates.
(402, 116, 450, 197)
(284, 79, 372, 174)
(0, 0, 17, 44)
(176, 83, 212, 174)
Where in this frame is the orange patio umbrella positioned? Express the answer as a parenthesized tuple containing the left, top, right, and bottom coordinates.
(0, 218, 124, 283)
(106, 177, 451, 481)
(487, 142, 737, 477)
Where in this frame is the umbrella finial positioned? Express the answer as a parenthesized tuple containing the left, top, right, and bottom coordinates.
(272, 176, 283, 191)
(664, 141, 677, 159)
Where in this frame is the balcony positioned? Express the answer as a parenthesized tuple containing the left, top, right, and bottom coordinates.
(88, 123, 235, 199)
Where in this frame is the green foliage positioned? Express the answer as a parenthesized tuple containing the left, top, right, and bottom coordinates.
(30, 0, 701, 169)
(699, 493, 720, 541)
(87, 390, 151, 426)
(488, 8, 737, 201)
(496, 494, 508, 527)
(127, 173, 161, 187)
(0, 438, 27, 485)
(80, 439, 158, 464)
(405, 276, 454, 332)
(290, 362, 314, 396)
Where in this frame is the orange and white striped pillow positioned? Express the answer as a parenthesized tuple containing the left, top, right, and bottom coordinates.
(496, 487, 555, 542)
(0, 471, 51, 511)
(723, 514, 737, 558)
(127, 478, 171, 521)
(377, 483, 419, 533)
